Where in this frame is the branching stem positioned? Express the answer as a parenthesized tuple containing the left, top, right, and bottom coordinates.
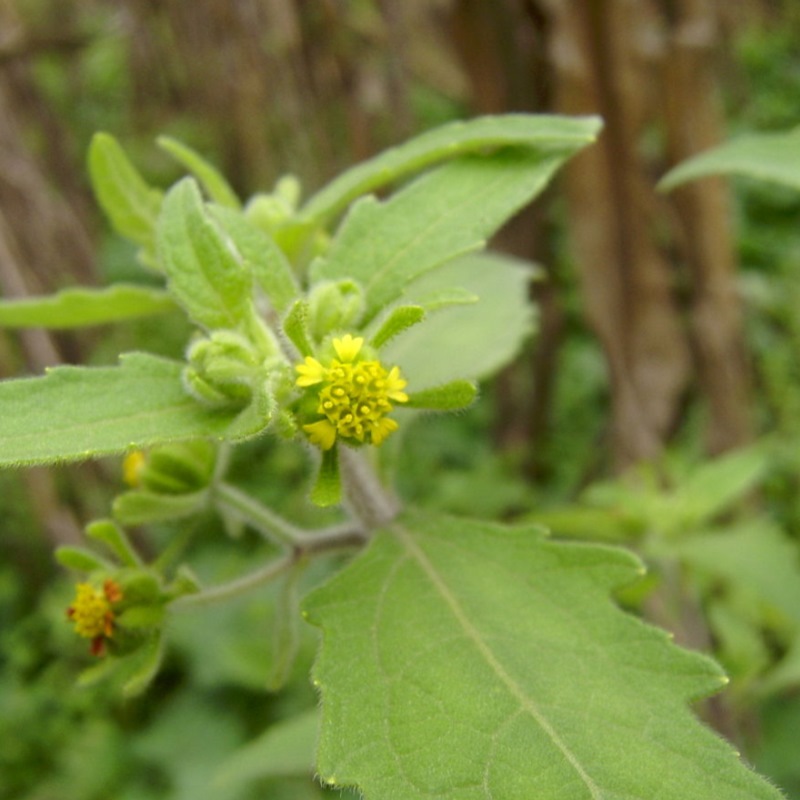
(170, 522, 366, 611)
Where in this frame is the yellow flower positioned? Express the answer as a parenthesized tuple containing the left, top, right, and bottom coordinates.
(294, 335, 408, 449)
(122, 450, 146, 487)
(67, 579, 123, 656)
(295, 356, 327, 387)
(332, 333, 364, 362)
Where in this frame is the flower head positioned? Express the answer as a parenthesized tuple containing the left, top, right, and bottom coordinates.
(294, 335, 408, 450)
(67, 579, 123, 656)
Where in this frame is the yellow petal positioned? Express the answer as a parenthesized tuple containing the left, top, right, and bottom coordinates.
(332, 334, 364, 363)
(370, 417, 399, 445)
(385, 366, 408, 403)
(295, 356, 326, 387)
(303, 419, 337, 450)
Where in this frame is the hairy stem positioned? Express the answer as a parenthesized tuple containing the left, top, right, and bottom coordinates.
(213, 481, 304, 546)
(170, 522, 366, 611)
(339, 447, 401, 530)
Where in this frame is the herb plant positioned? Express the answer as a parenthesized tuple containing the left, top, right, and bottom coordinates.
(0, 115, 786, 798)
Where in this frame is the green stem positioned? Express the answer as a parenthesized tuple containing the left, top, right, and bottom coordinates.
(339, 447, 401, 530)
(213, 481, 303, 546)
(170, 553, 295, 610)
(170, 523, 365, 611)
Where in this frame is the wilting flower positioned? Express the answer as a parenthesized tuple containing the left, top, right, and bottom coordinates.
(67, 579, 123, 656)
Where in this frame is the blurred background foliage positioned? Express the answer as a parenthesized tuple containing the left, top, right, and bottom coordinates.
(2, 0, 800, 797)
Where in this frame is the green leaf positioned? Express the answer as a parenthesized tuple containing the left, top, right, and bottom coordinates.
(123, 632, 164, 697)
(673, 519, 800, 628)
(667, 446, 768, 532)
(113, 489, 209, 525)
(411, 285, 478, 312)
(369, 305, 425, 350)
(157, 135, 241, 209)
(311, 448, 341, 507)
(0, 352, 261, 467)
(283, 300, 313, 357)
(304, 512, 781, 800)
(383, 252, 536, 388)
(299, 114, 601, 226)
(210, 205, 299, 314)
(116, 605, 165, 629)
(659, 127, 800, 192)
(267, 565, 304, 691)
(405, 379, 477, 411)
(157, 178, 253, 330)
(86, 519, 142, 567)
(216, 709, 320, 787)
(55, 545, 114, 573)
(88, 132, 163, 257)
(0, 284, 176, 328)
(313, 150, 562, 324)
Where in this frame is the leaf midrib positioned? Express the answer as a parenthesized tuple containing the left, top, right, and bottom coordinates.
(391, 521, 604, 799)
(361, 158, 541, 304)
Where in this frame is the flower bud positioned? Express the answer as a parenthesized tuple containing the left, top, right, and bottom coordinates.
(307, 279, 365, 341)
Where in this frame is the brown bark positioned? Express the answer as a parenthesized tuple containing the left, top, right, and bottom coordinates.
(662, 0, 752, 453)
(544, 0, 692, 468)
(450, 0, 561, 465)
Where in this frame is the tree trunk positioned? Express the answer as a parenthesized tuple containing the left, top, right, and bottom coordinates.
(544, 0, 693, 468)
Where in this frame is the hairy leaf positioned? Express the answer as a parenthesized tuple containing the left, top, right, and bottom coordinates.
(113, 489, 209, 525)
(88, 132, 163, 256)
(299, 114, 601, 225)
(313, 150, 560, 323)
(383, 252, 536, 388)
(304, 512, 782, 800)
(659, 127, 800, 192)
(157, 178, 253, 330)
(210, 205, 300, 314)
(0, 284, 175, 328)
(0, 353, 262, 467)
(157, 135, 241, 209)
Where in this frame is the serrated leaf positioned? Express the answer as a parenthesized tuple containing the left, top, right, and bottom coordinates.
(304, 512, 781, 800)
(88, 132, 163, 256)
(659, 127, 800, 192)
(383, 252, 535, 388)
(157, 135, 241, 209)
(298, 114, 601, 226)
(313, 150, 562, 324)
(157, 178, 253, 329)
(210, 205, 299, 314)
(0, 352, 260, 467)
(0, 284, 176, 328)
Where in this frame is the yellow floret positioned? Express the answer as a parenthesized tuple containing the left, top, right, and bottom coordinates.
(295, 335, 408, 449)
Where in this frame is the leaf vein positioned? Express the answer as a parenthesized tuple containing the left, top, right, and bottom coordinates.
(392, 522, 605, 800)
